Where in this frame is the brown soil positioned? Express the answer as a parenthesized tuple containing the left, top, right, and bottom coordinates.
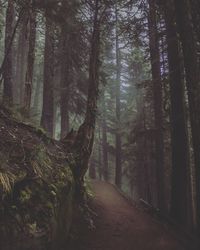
(69, 180, 196, 250)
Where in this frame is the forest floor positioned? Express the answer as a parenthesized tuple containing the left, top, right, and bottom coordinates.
(69, 180, 197, 250)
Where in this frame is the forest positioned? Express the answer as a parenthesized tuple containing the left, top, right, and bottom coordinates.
(0, 0, 200, 249)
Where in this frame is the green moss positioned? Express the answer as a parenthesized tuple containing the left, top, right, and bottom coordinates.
(19, 188, 32, 203)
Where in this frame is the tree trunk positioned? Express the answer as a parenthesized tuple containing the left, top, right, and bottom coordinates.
(14, 12, 30, 107)
(60, 26, 70, 139)
(98, 124, 103, 180)
(163, 0, 192, 226)
(148, 0, 165, 212)
(3, 0, 14, 105)
(191, 0, 200, 54)
(102, 93, 109, 181)
(72, 0, 101, 183)
(33, 71, 43, 125)
(41, 15, 55, 137)
(24, 6, 36, 115)
(115, 5, 122, 189)
(89, 155, 96, 179)
(174, 0, 200, 232)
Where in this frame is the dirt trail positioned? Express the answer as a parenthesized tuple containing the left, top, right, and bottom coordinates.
(70, 180, 193, 250)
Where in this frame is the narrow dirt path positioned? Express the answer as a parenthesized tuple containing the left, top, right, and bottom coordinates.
(70, 180, 194, 250)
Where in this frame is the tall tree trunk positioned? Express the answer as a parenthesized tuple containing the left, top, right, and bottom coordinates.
(163, 0, 192, 226)
(33, 69, 43, 125)
(148, 0, 165, 212)
(102, 93, 109, 181)
(115, 5, 122, 189)
(174, 0, 200, 232)
(14, 12, 30, 106)
(3, 0, 14, 105)
(98, 124, 103, 180)
(41, 15, 55, 137)
(60, 26, 70, 139)
(72, 0, 101, 185)
(24, 6, 36, 115)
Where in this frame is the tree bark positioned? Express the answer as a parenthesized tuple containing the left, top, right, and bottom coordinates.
(163, 0, 192, 226)
(60, 26, 70, 139)
(72, 0, 101, 183)
(14, 11, 30, 106)
(41, 15, 55, 137)
(102, 93, 109, 181)
(89, 155, 96, 179)
(24, 6, 37, 115)
(191, 0, 200, 53)
(3, 0, 14, 105)
(174, 0, 200, 232)
(115, 5, 122, 189)
(148, 0, 165, 212)
(98, 124, 103, 180)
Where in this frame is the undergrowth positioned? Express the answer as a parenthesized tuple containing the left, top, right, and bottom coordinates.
(0, 106, 75, 250)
